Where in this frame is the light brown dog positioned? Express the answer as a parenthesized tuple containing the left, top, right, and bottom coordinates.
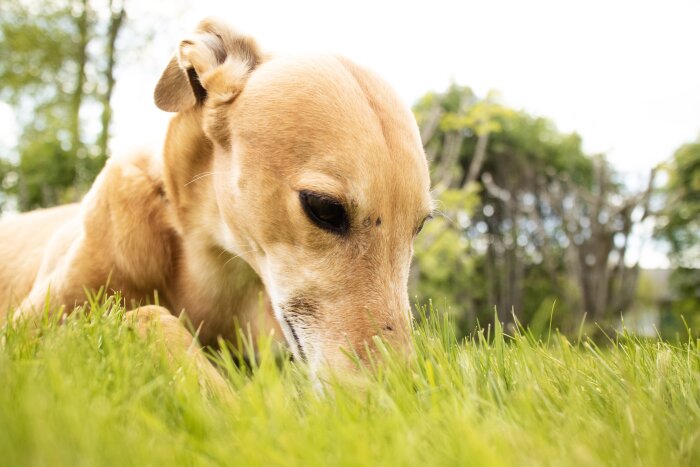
(0, 18, 432, 374)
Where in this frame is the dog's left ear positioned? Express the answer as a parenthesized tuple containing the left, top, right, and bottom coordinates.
(154, 18, 264, 113)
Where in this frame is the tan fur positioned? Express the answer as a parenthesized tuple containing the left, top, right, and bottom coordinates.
(0, 18, 431, 374)
(125, 305, 229, 395)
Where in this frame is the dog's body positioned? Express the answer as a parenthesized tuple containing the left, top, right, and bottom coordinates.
(1, 148, 274, 346)
(1, 203, 80, 312)
(0, 19, 431, 373)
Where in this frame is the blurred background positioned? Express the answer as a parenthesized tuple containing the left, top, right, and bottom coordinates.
(1, 0, 698, 338)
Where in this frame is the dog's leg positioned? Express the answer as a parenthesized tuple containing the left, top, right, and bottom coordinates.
(14, 151, 175, 322)
(13, 238, 94, 322)
(125, 305, 229, 395)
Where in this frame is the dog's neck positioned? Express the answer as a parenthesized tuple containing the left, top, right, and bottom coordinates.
(160, 109, 265, 343)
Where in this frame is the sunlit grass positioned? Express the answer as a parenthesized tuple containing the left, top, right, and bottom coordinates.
(1, 298, 698, 466)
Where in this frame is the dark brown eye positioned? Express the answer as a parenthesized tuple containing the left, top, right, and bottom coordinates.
(299, 191, 349, 234)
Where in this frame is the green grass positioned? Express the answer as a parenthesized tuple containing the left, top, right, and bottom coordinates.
(1, 298, 699, 467)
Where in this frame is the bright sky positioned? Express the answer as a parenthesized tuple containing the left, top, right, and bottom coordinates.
(2, 0, 699, 267)
(109, 0, 700, 172)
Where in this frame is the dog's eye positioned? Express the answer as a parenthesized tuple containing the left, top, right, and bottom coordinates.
(415, 214, 432, 236)
(299, 191, 349, 234)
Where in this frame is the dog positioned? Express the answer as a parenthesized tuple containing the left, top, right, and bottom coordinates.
(0, 18, 432, 374)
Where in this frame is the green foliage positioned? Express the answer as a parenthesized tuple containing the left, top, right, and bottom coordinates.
(491, 111, 594, 188)
(658, 138, 700, 266)
(438, 92, 512, 136)
(16, 138, 78, 209)
(0, 0, 124, 211)
(1, 300, 699, 466)
(413, 84, 602, 334)
(0, 1, 75, 101)
(0, 158, 16, 210)
(656, 137, 700, 325)
(667, 268, 700, 332)
(414, 184, 483, 329)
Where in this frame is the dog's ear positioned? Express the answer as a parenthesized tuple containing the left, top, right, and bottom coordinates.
(154, 18, 264, 113)
(154, 56, 198, 112)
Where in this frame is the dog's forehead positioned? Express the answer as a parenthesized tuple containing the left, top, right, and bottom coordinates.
(233, 54, 431, 213)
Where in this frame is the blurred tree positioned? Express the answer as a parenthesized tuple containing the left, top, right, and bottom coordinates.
(0, 0, 127, 211)
(414, 84, 657, 334)
(656, 137, 700, 327)
(98, 0, 126, 164)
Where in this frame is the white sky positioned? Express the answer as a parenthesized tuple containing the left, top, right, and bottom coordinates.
(110, 0, 700, 171)
(2, 0, 699, 267)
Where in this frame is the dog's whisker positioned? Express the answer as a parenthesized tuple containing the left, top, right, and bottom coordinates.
(215, 247, 229, 260)
(184, 171, 229, 187)
(220, 246, 259, 268)
(216, 242, 261, 265)
(223, 255, 240, 268)
(223, 252, 252, 268)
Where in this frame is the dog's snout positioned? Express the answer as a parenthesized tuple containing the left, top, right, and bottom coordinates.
(273, 291, 413, 369)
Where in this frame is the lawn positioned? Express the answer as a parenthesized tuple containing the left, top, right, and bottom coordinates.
(1, 297, 698, 467)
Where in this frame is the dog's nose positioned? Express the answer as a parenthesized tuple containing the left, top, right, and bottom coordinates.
(377, 320, 413, 358)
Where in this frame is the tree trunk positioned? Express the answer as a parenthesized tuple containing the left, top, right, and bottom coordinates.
(70, 0, 89, 156)
(70, 0, 90, 196)
(465, 131, 489, 187)
(434, 131, 464, 189)
(98, 0, 126, 162)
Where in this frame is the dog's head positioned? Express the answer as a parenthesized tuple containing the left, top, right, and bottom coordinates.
(155, 19, 432, 372)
